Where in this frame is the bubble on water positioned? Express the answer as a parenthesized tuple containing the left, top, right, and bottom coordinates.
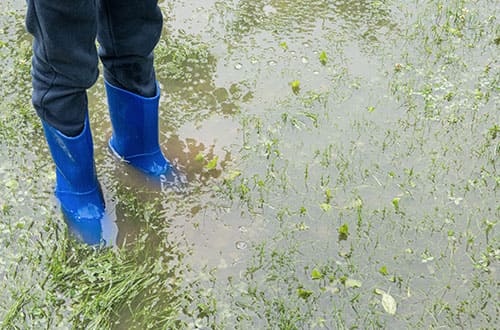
(235, 241, 248, 250)
(238, 226, 248, 233)
(250, 56, 258, 64)
(303, 42, 310, 48)
(268, 60, 277, 66)
(313, 70, 320, 75)
(234, 63, 243, 70)
(302, 56, 309, 64)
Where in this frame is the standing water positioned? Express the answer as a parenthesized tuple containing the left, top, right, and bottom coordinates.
(1, 0, 498, 328)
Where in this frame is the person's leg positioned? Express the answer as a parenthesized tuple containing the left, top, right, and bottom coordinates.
(97, 0, 171, 177)
(25, 0, 105, 243)
(26, 0, 99, 136)
(96, 0, 162, 97)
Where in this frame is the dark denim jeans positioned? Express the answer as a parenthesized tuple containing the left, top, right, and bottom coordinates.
(25, 0, 163, 136)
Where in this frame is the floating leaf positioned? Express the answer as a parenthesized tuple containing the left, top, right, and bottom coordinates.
(205, 156, 218, 170)
(319, 51, 328, 65)
(392, 197, 400, 211)
(381, 292, 397, 315)
(299, 206, 307, 215)
(379, 266, 388, 276)
(291, 80, 301, 94)
(320, 203, 331, 212)
(279, 41, 288, 50)
(297, 288, 313, 299)
(338, 223, 349, 236)
(311, 269, 323, 280)
(195, 152, 205, 162)
(344, 278, 362, 288)
(367, 106, 376, 113)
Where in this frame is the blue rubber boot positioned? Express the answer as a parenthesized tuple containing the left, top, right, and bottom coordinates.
(42, 116, 105, 245)
(105, 80, 171, 176)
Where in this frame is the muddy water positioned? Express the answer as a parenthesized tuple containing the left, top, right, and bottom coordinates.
(1, 0, 498, 328)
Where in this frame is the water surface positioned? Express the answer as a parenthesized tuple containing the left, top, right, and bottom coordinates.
(1, 0, 498, 328)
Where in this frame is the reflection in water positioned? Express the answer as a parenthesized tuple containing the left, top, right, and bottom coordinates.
(88, 28, 247, 249)
(155, 37, 253, 128)
(103, 120, 236, 247)
(216, 0, 397, 47)
(65, 211, 118, 247)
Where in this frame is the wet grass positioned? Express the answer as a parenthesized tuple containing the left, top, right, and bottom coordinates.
(1, 0, 499, 328)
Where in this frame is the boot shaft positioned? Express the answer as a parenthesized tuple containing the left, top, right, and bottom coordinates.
(105, 80, 161, 157)
(105, 79, 171, 176)
(42, 115, 98, 194)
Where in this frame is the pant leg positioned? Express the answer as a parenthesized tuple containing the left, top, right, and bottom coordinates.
(96, 0, 162, 98)
(25, 0, 98, 136)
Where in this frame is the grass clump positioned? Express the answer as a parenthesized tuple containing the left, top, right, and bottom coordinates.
(46, 242, 188, 329)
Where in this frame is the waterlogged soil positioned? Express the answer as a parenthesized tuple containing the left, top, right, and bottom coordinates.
(1, 0, 498, 328)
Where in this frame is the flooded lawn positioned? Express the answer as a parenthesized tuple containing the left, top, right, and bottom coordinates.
(1, 0, 498, 328)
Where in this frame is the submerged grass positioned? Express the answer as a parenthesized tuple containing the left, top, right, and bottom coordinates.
(204, 0, 499, 328)
(46, 240, 186, 328)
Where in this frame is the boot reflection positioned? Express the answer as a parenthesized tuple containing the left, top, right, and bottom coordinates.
(64, 211, 118, 246)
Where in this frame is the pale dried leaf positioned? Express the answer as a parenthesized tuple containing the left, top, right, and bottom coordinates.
(382, 292, 397, 315)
